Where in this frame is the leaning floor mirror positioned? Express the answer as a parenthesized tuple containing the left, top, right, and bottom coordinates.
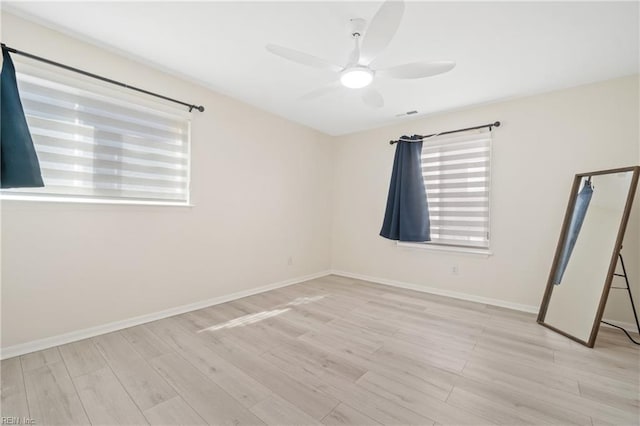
(537, 166, 640, 347)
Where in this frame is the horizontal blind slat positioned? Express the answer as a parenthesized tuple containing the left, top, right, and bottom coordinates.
(422, 150, 490, 163)
(18, 79, 189, 134)
(40, 169, 188, 189)
(38, 178, 186, 196)
(29, 128, 188, 159)
(34, 145, 187, 171)
(22, 99, 186, 143)
(431, 228, 488, 238)
(31, 134, 189, 164)
(26, 116, 187, 151)
(425, 181, 488, 191)
(423, 160, 489, 172)
(38, 161, 187, 183)
(429, 210, 488, 218)
(423, 171, 489, 180)
(35, 152, 188, 178)
(429, 200, 489, 208)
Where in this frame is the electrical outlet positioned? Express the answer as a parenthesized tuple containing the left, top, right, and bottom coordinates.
(287, 256, 293, 266)
(452, 265, 459, 275)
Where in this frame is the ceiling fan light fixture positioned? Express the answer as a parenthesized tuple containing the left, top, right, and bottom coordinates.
(340, 67, 374, 89)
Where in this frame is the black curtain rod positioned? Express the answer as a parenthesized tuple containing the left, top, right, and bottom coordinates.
(389, 121, 500, 145)
(1, 43, 205, 112)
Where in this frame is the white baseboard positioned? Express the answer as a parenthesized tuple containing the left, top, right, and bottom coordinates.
(330, 269, 640, 335)
(330, 269, 539, 313)
(1, 270, 332, 360)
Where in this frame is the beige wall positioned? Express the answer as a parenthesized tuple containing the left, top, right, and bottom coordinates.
(0, 13, 333, 348)
(330, 75, 640, 325)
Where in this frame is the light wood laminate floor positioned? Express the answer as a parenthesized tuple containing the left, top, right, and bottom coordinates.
(2, 275, 639, 425)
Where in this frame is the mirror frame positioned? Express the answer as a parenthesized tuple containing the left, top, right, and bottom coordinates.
(537, 166, 640, 347)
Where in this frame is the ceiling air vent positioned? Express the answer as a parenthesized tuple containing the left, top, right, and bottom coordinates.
(395, 110, 418, 117)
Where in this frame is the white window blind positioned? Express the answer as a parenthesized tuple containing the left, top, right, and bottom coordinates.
(421, 129, 492, 248)
(3, 71, 190, 204)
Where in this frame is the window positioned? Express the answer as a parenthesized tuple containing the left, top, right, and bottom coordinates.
(421, 129, 492, 249)
(2, 66, 190, 205)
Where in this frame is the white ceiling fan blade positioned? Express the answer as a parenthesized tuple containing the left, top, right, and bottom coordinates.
(378, 61, 456, 79)
(359, 0, 405, 65)
(299, 83, 342, 101)
(266, 44, 342, 72)
(362, 87, 384, 108)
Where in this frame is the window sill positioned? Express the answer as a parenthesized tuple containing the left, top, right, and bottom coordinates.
(0, 194, 193, 207)
(396, 241, 492, 257)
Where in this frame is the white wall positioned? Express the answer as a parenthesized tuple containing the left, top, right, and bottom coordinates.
(0, 13, 333, 349)
(331, 75, 640, 325)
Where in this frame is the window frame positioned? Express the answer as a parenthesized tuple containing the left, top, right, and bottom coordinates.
(405, 129, 493, 254)
(0, 59, 193, 207)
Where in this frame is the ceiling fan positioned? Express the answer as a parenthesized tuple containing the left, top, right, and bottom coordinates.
(265, 0, 455, 108)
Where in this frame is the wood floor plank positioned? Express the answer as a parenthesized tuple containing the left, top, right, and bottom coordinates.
(578, 375, 640, 406)
(296, 321, 465, 398)
(121, 324, 174, 360)
(150, 353, 265, 425)
(298, 322, 383, 355)
(73, 366, 148, 425)
(356, 371, 492, 425)
(93, 332, 177, 410)
(446, 386, 541, 425)
(321, 402, 382, 426)
(474, 333, 556, 363)
(202, 335, 340, 420)
(232, 298, 309, 338)
(194, 303, 295, 354)
(147, 318, 273, 408)
(0, 357, 30, 419)
(376, 340, 468, 374)
(453, 376, 592, 425)
(459, 368, 636, 425)
(462, 357, 581, 396)
(578, 381, 640, 419)
(261, 346, 436, 426)
(23, 361, 89, 425)
(274, 338, 368, 382)
(250, 394, 323, 426)
(20, 347, 61, 372)
(143, 396, 207, 425)
(58, 338, 106, 378)
(325, 318, 387, 348)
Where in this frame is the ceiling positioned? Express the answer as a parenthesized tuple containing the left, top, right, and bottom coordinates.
(4, 1, 639, 136)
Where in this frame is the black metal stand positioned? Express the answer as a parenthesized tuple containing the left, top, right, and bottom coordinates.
(601, 253, 640, 345)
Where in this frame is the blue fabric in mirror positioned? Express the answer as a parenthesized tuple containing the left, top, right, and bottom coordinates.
(380, 137, 430, 242)
(553, 179, 594, 285)
(1, 47, 44, 188)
